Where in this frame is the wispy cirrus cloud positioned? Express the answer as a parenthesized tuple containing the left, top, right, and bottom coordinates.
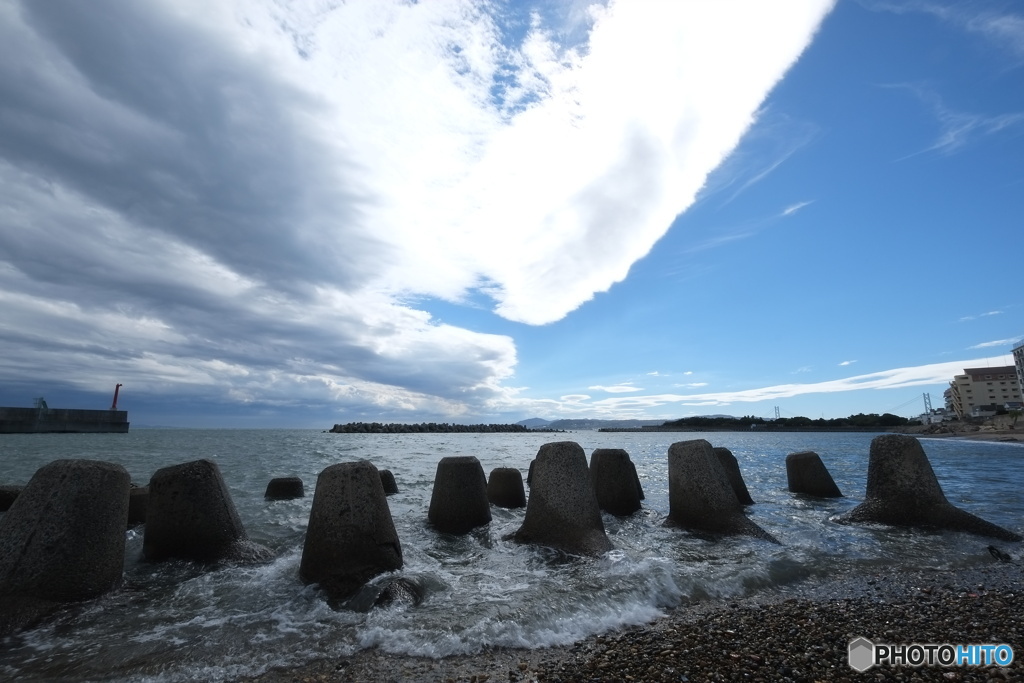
(781, 200, 814, 216)
(885, 84, 1024, 159)
(839, 360, 857, 366)
(969, 338, 1020, 349)
(589, 383, 643, 394)
(960, 310, 1003, 322)
(866, 1, 1024, 60)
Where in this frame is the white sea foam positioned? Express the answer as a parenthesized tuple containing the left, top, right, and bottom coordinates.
(1, 429, 1021, 681)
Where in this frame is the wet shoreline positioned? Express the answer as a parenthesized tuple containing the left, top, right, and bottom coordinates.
(239, 561, 1024, 682)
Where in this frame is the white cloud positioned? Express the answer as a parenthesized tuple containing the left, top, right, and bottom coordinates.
(281, 0, 836, 325)
(960, 310, 1003, 322)
(839, 360, 857, 366)
(868, 1, 1024, 60)
(969, 338, 1020, 349)
(0, 0, 835, 420)
(886, 84, 1024, 159)
(589, 384, 643, 393)
(674, 382, 709, 388)
(579, 356, 1015, 413)
(782, 200, 814, 216)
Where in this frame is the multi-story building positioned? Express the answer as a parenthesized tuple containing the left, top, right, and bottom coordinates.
(1013, 339, 1024, 397)
(947, 365, 1023, 419)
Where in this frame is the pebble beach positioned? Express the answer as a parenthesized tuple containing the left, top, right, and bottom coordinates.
(241, 561, 1023, 683)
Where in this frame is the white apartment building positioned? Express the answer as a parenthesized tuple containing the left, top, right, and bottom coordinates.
(1014, 339, 1024, 397)
(946, 365, 1023, 419)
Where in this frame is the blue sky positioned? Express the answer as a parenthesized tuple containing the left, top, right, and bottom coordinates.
(0, 0, 1021, 428)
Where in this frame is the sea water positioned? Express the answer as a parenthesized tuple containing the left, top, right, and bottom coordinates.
(0, 429, 1021, 682)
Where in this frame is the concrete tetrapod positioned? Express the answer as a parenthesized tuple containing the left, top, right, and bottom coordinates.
(713, 447, 755, 505)
(487, 467, 526, 509)
(300, 461, 403, 605)
(666, 440, 778, 543)
(265, 477, 304, 500)
(428, 456, 492, 534)
(512, 441, 613, 556)
(0, 460, 131, 636)
(786, 451, 842, 498)
(379, 469, 399, 495)
(589, 448, 642, 516)
(835, 434, 1021, 541)
(144, 459, 273, 564)
(128, 486, 149, 527)
(0, 485, 21, 512)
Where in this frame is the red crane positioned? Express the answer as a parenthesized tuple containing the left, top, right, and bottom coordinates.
(111, 383, 122, 411)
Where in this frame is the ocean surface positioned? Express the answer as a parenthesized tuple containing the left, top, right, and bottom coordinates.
(0, 429, 1021, 682)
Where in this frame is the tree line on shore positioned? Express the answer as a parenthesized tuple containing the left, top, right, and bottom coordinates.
(659, 413, 912, 430)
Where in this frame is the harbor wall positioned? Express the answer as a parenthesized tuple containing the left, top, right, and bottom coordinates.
(0, 408, 129, 434)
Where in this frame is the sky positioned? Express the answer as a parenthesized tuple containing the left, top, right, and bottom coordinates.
(0, 0, 1021, 428)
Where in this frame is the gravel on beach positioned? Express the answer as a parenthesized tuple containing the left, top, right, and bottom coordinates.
(240, 561, 1023, 683)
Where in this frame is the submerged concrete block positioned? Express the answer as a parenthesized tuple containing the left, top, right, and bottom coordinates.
(428, 456, 491, 534)
(589, 448, 642, 516)
(128, 486, 149, 527)
(513, 441, 613, 556)
(666, 440, 777, 542)
(786, 451, 843, 498)
(713, 447, 754, 505)
(379, 469, 399, 495)
(0, 485, 22, 512)
(300, 460, 403, 604)
(144, 459, 272, 563)
(487, 467, 526, 509)
(836, 434, 1021, 541)
(265, 477, 304, 500)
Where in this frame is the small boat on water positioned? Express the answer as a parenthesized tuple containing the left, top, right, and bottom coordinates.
(0, 385, 129, 434)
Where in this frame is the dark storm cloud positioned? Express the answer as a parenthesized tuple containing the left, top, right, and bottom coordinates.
(1, 0, 382, 291)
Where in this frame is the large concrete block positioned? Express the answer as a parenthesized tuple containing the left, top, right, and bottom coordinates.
(786, 451, 842, 498)
(0, 460, 130, 603)
(589, 448, 642, 516)
(299, 461, 403, 604)
(836, 435, 1021, 541)
(487, 467, 526, 509)
(513, 441, 613, 556)
(265, 477, 304, 500)
(428, 456, 492, 534)
(0, 485, 22, 512)
(379, 469, 399, 495)
(128, 486, 149, 527)
(666, 440, 777, 542)
(713, 447, 754, 505)
(144, 459, 272, 563)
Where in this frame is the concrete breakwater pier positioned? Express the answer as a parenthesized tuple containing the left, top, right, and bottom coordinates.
(0, 406, 129, 434)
